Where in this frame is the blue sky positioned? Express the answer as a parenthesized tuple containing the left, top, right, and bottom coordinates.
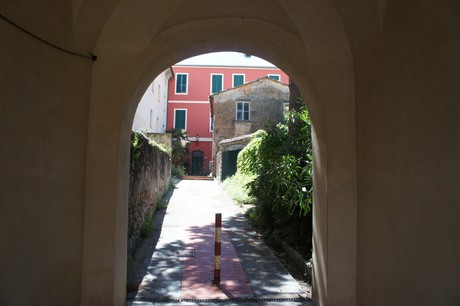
(177, 52, 275, 67)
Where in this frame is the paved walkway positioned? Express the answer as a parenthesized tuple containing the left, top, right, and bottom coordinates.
(127, 180, 311, 305)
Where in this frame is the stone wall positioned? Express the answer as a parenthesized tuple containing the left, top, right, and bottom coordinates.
(211, 77, 288, 143)
(128, 132, 171, 255)
(215, 134, 254, 181)
(145, 132, 172, 150)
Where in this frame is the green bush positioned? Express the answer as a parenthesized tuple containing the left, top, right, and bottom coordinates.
(140, 218, 153, 238)
(221, 172, 256, 205)
(238, 105, 313, 258)
(245, 206, 257, 225)
(167, 128, 189, 167)
(237, 129, 267, 174)
(171, 164, 185, 177)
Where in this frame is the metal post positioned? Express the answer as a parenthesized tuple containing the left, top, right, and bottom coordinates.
(213, 213, 222, 284)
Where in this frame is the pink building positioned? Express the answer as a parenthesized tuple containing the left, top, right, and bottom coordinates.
(167, 65, 289, 175)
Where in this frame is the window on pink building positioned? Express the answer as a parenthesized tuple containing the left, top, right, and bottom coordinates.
(176, 73, 188, 94)
(268, 74, 281, 81)
(211, 74, 223, 93)
(233, 74, 245, 87)
(174, 109, 187, 130)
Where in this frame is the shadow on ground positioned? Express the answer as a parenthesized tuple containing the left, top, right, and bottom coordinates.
(126, 180, 311, 305)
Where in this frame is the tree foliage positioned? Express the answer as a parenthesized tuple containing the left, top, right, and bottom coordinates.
(238, 105, 313, 257)
(166, 128, 189, 166)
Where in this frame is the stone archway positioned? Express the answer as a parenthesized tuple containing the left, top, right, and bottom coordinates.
(3, 1, 460, 306)
(79, 2, 360, 305)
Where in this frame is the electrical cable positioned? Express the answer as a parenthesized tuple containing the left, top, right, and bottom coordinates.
(1, 14, 97, 61)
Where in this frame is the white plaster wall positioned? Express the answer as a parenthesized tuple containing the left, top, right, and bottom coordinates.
(132, 69, 171, 133)
(355, 2, 460, 305)
(0, 4, 91, 305)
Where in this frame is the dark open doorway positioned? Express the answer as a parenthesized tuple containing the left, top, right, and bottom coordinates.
(221, 149, 241, 180)
(191, 150, 204, 175)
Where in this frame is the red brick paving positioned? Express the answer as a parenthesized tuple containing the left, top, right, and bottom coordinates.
(180, 223, 253, 299)
(128, 180, 308, 304)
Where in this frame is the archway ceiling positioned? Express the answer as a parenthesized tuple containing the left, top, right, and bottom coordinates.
(84, 0, 361, 144)
(3, 0, 382, 64)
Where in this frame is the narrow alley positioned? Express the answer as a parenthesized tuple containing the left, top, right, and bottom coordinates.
(127, 179, 311, 305)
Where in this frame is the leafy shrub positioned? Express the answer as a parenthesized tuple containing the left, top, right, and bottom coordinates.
(140, 218, 153, 238)
(130, 132, 142, 166)
(221, 172, 256, 205)
(245, 206, 257, 225)
(167, 128, 189, 168)
(237, 129, 267, 174)
(171, 164, 185, 177)
(238, 105, 313, 258)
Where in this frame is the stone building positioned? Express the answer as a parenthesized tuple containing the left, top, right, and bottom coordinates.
(210, 77, 289, 180)
(166, 64, 287, 175)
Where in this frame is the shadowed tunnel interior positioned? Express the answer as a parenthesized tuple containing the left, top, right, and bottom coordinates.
(1, 1, 460, 305)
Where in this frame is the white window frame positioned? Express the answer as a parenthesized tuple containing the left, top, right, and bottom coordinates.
(210, 73, 224, 94)
(173, 108, 187, 130)
(268, 74, 281, 82)
(232, 73, 245, 87)
(175, 73, 189, 95)
(236, 101, 250, 121)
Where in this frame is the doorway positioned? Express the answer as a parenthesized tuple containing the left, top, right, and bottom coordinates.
(221, 149, 241, 181)
(191, 150, 204, 175)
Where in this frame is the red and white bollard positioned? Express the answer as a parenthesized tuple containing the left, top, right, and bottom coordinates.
(213, 213, 222, 284)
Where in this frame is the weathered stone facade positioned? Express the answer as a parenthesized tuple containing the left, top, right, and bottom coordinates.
(128, 132, 171, 255)
(215, 134, 255, 181)
(210, 77, 289, 180)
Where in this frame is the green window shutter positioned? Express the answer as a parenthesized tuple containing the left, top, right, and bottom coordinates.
(211, 75, 223, 93)
(268, 74, 280, 81)
(174, 110, 186, 129)
(176, 74, 187, 93)
(233, 75, 244, 87)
